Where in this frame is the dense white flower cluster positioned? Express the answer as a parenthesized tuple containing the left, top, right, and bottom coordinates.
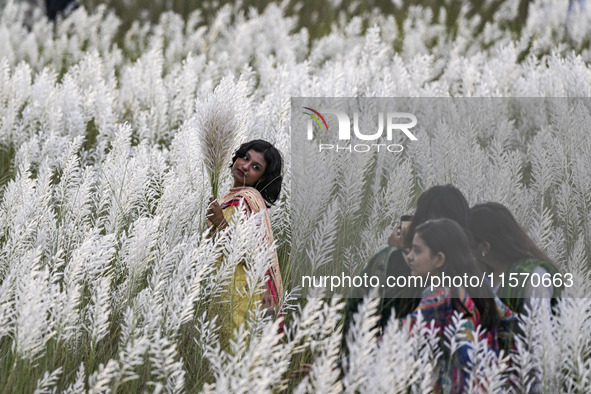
(0, 0, 590, 392)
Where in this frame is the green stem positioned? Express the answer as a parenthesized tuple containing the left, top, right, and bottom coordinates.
(211, 171, 219, 200)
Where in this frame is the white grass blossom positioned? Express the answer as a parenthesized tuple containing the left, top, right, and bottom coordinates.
(34, 366, 63, 394)
(0, 0, 590, 392)
(194, 75, 250, 199)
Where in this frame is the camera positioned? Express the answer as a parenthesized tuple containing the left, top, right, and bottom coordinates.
(397, 215, 413, 236)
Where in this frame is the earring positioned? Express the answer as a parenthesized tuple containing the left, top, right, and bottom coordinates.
(481, 251, 486, 257)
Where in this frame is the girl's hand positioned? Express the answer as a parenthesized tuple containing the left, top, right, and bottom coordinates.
(207, 197, 225, 228)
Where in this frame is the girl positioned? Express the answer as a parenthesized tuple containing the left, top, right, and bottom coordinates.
(403, 218, 515, 393)
(469, 202, 561, 315)
(344, 184, 472, 340)
(206, 139, 284, 349)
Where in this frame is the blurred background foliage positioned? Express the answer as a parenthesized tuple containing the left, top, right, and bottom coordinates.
(76, 0, 532, 40)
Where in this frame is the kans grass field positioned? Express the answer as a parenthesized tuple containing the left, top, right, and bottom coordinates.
(1, 0, 591, 392)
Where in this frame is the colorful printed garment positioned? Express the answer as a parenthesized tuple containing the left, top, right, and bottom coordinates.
(401, 286, 517, 393)
(209, 187, 283, 350)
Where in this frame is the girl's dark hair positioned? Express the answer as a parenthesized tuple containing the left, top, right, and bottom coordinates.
(469, 202, 555, 266)
(415, 218, 500, 331)
(404, 184, 470, 247)
(230, 139, 283, 206)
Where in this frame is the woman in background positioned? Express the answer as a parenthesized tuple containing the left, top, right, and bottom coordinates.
(343, 184, 471, 344)
(469, 202, 561, 315)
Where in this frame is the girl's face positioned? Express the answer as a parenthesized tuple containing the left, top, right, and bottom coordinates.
(406, 233, 445, 277)
(232, 149, 267, 187)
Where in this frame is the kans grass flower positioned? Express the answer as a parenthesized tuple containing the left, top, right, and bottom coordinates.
(194, 75, 249, 200)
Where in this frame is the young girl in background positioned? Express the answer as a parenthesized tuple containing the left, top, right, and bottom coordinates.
(403, 218, 516, 393)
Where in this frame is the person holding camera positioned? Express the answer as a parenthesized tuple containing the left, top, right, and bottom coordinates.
(342, 184, 472, 344)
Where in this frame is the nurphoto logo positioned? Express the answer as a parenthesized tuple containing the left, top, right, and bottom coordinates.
(303, 107, 418, 153)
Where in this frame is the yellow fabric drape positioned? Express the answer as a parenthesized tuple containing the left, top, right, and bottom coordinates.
(208, 187, 283, 351)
